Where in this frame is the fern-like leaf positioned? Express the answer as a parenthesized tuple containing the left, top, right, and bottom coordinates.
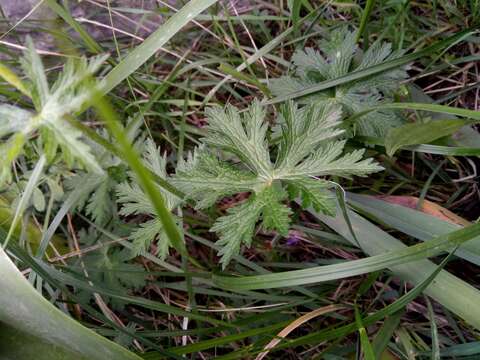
(0, 38, 107, 185)
(173, 148, 262, 209)
(116, 139, 180, 259)
(269, 27, 408, 137)
(175, 101, 383, 267)
(286, 178, 335, 215)
(211, 195, 264, 268)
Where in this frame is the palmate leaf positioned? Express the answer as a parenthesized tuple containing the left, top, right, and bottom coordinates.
(211, 195, 264, 268)
(116, 139, 180, 259)
(211, 185, 291, 268)
(175, 100, 383, 268)
(0, 38, 107, 185)
(173, 148, 262, 209)
(203, 101, 272, 177)
(259, 185, 292, 235)
(286, 178, 335, 215)
(269, 27, 408, 137)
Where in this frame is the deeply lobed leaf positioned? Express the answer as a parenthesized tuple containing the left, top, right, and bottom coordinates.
(116, 139, 179, 259)
(0, 38, 107, 185)
(175, 101, 382, 267)
(269, 27, 408, 137)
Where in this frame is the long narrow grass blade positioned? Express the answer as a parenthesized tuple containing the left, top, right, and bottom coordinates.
(347, 193, 480, 266)
(347, 102, 480, 126)
(44, 0, 104, 54)
(3, 156, 46, 248)
(93, 95, 186, 256)
(0, 248, 141, 359)
(216, 252, 453, 358)
(356, 0, 376, 43)
(372, 311, 403, 357)
(203, 7, 324, 104)
(426, 298, 440, 360)
(213, 222, 480, 290)
(255, 305, 344, 360)
(437, 342, 480, 357)
(385, 119, 469, 156)
(404, 144, 480, 156)
(265, 28, 477, 104)
(102, 0, 218, 94)
(355, 306, 376, 360)
(314, 206, 480, 330)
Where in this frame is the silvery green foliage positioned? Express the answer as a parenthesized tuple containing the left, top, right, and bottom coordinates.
(269, 27, 408, 138)
(0, 37, 107, 185)
(65, 136, 125, 226)
(116, 139, 181, 259)
(66, 121, 145, 226)
(174, 100, 383, 268)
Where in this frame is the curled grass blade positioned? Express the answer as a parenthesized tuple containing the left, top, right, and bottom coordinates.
(214, 252, 454, 359)
(255, 305, 345, 360)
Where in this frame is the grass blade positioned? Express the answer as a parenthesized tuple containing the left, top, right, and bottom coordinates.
(93, 95, 186, 256)
(356, 0, 376, 43)
(3, 155, 45, 248)
(314, 205, 480, 330)
(357, 136, 480, 156)
(213, 221, 480, 290)
(404, 144, 480, 156)
(372, 311, 403, 358)
(437, 342, 480, 357)
(44, 0, 104, 54)
(385, 119, 468, 156)
(347, 193, 480, 266)
(426, 298, 440, 360)
(347, 102, 480, 129)
(217, 252, 454, 358)
(255, 305, 344, 360)
(265, 28, 477, 104)
(0, 248, 141, 360)
(355, 305, 376, 360)
(102, 0, 218, 94)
